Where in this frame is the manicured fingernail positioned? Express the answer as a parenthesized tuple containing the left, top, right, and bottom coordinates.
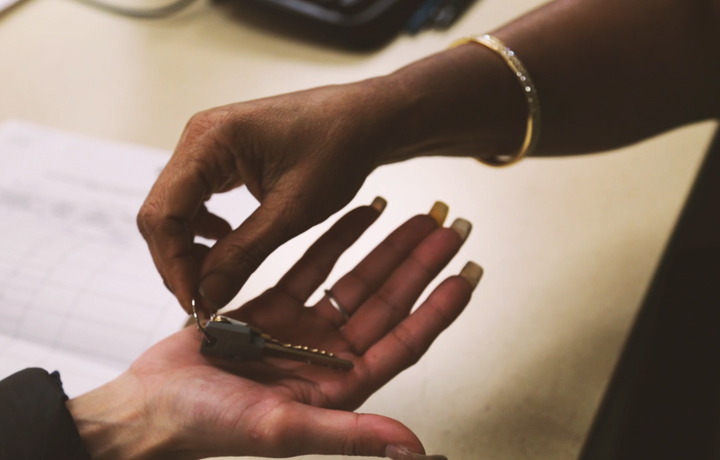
(371, 196, 387, 213)
(386, 445, 447, 460)
(460, 261, 484, 290)
(199, 273, 235, 310)
(450, 218, 472, 242)
(428, 201, 449, 226)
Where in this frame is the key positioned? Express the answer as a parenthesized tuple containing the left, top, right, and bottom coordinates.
(200, 315, 354, 372)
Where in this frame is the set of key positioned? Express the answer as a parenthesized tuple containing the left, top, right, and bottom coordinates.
(199, 315, 354, 372)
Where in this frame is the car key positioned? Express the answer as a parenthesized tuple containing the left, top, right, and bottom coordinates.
(200, 315, 354, 372)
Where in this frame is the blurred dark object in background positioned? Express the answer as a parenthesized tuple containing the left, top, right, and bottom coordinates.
(215, 0, 479, 49)
(578, 129, 720, 460)
(76, 0, 479, 49)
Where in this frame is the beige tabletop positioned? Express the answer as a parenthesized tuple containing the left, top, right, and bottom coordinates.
(0, 1, 717, 459)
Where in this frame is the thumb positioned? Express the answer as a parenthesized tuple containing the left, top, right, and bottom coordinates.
(276, 404, 437, 458)
(198, 198, 302, 309)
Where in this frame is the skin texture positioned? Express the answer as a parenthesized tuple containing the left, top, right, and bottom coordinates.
(138, 0, 720, 315)
(72, 204, 479, 460)
(137, 80, 401, 313)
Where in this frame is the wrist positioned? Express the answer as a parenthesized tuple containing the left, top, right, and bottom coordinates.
(67, 372, 186, 460)
(368, 43, 528, 165)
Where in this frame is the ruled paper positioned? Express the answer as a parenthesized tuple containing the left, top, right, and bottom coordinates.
(0, 121, 257, 396)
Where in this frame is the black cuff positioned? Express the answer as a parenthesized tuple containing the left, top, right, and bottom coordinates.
(0, 368, 92, 460)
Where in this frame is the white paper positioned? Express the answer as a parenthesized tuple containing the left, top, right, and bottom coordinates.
(0, 0, 22, 13)
(0, 121, 257, 397)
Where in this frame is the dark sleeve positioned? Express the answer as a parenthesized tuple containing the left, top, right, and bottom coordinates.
(0, 368, 91, 460)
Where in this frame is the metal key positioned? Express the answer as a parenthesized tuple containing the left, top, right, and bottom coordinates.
(200, 315, 354, 372)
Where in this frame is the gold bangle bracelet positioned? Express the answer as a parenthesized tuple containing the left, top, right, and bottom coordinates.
(449, 34, 541, 167)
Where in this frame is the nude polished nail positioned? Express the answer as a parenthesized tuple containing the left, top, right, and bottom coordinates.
(386, 445, 448, 460)
(459, 261, 483, 290)
(371, 196, 387, 213)
(428, 201, 449, 226)
(450, 218, 472, 242)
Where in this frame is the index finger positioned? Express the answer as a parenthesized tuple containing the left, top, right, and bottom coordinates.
(137, 127, 237, 312)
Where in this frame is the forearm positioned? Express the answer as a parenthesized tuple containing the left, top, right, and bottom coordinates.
(376, 0, 720, 162)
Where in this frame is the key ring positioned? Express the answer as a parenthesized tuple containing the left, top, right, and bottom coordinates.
(192, 298, 216, 344)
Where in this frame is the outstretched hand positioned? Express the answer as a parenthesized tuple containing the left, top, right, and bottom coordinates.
(72, 201, 482, 460)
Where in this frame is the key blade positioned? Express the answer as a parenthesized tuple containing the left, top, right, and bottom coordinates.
(263, 343, 354, 372)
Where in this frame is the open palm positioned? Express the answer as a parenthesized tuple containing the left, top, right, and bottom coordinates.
(124, 203, 478, 459)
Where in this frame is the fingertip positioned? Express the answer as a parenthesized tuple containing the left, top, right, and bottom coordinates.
(191, 210, 233, 240)
(459, 261, 483, 290)
(163, 278, 174, 294)
(357, 414, 425, 458)
(208, 214, 233, 238)
(274, 406, 404, 458)
(449, 218, 472, 243)
(428, 201, 449, 226)
(177, 293, 194, 315)
(386, 445, 448, 460)
(371, 196, 388, 213)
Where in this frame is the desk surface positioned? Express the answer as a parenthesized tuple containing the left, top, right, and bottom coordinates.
(0, 1, 717, 459)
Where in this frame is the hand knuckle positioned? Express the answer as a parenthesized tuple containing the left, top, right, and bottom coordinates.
(185, 108, 240, 144)
(186, 110, 219, 133)
(137, 202, 189, 242)
(136, 201, 162, 238)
